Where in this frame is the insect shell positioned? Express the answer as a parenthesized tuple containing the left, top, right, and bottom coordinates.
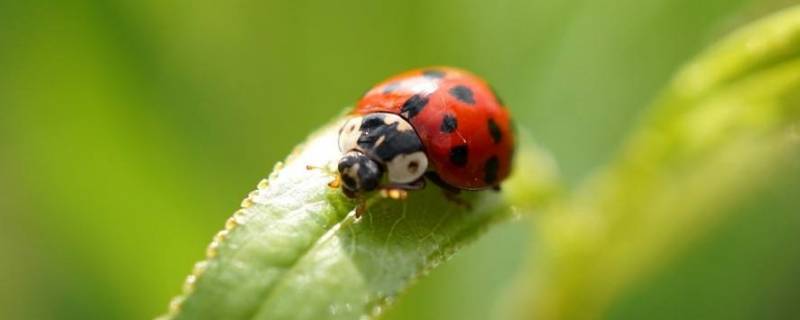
(336, 66, 514, 198)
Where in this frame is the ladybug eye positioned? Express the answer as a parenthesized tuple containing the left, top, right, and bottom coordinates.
(386, 151, 428, 184)
(338, 117, 363, 153)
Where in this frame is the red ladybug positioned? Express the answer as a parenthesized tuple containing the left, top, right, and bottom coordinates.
(337, 67, 514, 198)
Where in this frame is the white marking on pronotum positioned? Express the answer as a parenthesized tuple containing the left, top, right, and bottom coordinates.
(338, 116, 363, 152)
(374, 135, 386, 147)
(382, 113, 414, 131)
(386, 151, 428, 184)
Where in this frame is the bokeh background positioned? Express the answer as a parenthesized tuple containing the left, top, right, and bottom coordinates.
(1, 0, 799, 319)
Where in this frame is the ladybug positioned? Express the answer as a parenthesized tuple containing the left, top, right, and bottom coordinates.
(336, 67, 514, 199)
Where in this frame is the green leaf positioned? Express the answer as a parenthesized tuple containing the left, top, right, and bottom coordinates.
(513, 5, 800, 319)
(157, 118, 559, 320)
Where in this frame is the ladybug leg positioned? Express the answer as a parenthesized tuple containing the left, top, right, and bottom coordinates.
(379, 177, 426, 200)
(442, 190, 472, 210)
(379, 188, 408, 200)
(355, 200, 367, 219)
(424, 172, 472, 209)
(388, 178, 426, 190)
(424, 172, 460, 194)
(492, 185, 502, 192)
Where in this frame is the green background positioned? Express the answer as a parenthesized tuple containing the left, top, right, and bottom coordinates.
(1, 0, 798, 319)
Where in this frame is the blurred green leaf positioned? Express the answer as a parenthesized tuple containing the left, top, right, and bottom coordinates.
(514, 5, 800, 319)
(157, 119, 558, 320)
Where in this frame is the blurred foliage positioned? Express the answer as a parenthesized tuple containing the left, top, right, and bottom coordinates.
(0, 0, 799, 320)
(514, 6, 800, 318)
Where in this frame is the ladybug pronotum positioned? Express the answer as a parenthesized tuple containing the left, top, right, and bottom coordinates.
(336, 67, 514, 199)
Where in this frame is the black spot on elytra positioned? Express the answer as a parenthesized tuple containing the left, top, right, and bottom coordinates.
(484, 156, 499, 184)
(440, 114, 458, 133)
(488, 118, 502, 144)
(422, 69, 445, 78)
(382, 82, 401, 94)
(449, 144, 469, 167)
(401, 94, 429, 119)
(449, 85, 475, 105)
(425, 172, 461, 193)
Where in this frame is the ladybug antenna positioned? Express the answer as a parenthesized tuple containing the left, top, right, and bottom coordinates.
(305, 163, 341, 188)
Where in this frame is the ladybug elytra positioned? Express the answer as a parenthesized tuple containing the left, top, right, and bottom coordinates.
(337, 67, 514, 198)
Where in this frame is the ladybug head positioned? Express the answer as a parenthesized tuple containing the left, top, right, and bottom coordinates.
(337, 112, 429, 197)
(338, 150, 383, 195)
